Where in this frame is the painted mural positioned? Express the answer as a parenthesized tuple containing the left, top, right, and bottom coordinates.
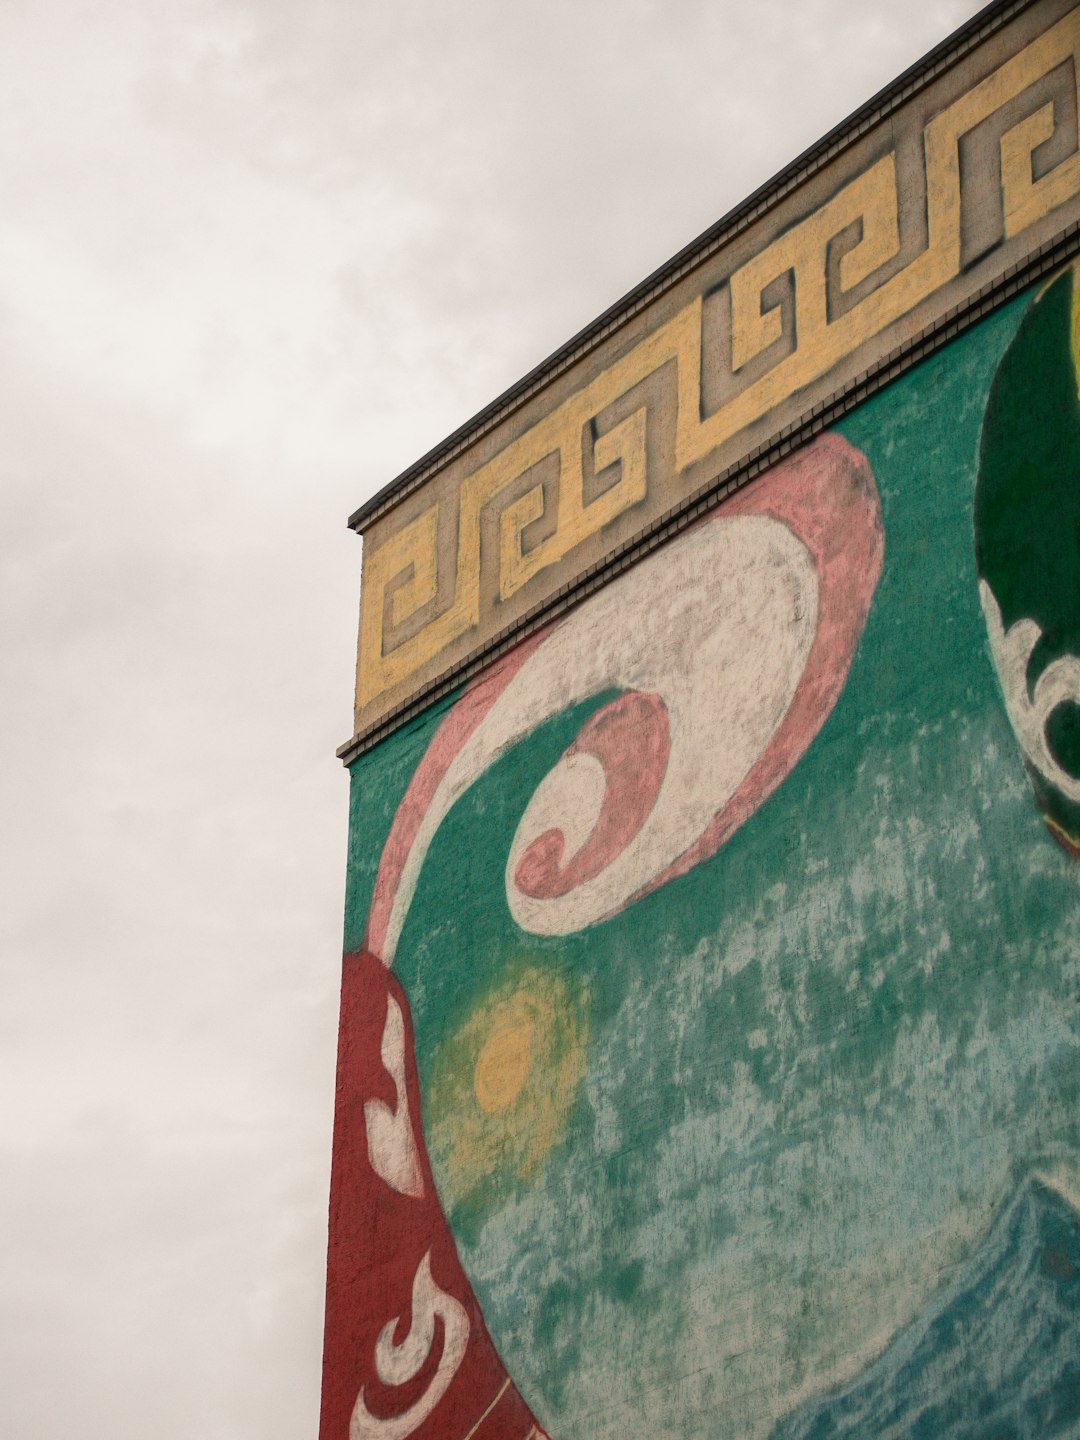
(323, 264, 1080, 1440)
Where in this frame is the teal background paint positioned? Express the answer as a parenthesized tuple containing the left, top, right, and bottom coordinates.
(344, 283, 1080, 1439)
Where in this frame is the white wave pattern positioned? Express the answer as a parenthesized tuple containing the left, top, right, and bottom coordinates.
(980, 579, 1080, 803)
(363, 994, 424, 1199)
(381, 513, 819, 956)
(350, 1250, 470, 1440)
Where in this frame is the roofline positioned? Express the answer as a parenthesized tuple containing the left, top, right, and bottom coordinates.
(346, 0, 1030, 533)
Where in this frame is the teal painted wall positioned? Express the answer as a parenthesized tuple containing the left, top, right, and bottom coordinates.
(341, 269, 1080, 1439)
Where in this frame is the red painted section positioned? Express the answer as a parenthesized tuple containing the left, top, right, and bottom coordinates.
(320, 948, 547, 1440)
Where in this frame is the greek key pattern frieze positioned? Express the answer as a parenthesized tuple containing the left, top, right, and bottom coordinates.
(355, 3, 1080, 731)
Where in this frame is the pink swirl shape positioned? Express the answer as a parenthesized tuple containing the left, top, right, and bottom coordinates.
(514, 691, 671, 899)
(364, 632, 546, 963)
(364, 433, 883, 959)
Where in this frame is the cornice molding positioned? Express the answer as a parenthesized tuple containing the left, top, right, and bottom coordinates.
(340, 0, 1080, 761)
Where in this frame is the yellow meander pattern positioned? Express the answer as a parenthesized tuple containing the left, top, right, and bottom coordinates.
(359, 8, 1080, 718)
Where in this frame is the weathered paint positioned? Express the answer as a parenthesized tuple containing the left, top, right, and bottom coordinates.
(323, 265, 1080, 1439)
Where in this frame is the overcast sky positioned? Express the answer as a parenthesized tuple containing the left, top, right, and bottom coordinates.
(0, 2, 989, 1436)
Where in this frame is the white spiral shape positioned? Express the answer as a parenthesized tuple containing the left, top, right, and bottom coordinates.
(980, 579, 1080, 802)
(382, 513, 818, 952)
(350, 1250, 470, 1440)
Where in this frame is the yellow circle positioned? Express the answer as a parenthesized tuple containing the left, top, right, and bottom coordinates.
(473, 1017, 535, 1113)
(427, 966, 588, 1207)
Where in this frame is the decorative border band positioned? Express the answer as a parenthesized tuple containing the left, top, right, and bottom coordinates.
(339, 217, 1080, 764)
(342, 0, 1080, 757)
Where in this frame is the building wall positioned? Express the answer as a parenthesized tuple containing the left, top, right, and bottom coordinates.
(322, 265, 1080, 1439)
